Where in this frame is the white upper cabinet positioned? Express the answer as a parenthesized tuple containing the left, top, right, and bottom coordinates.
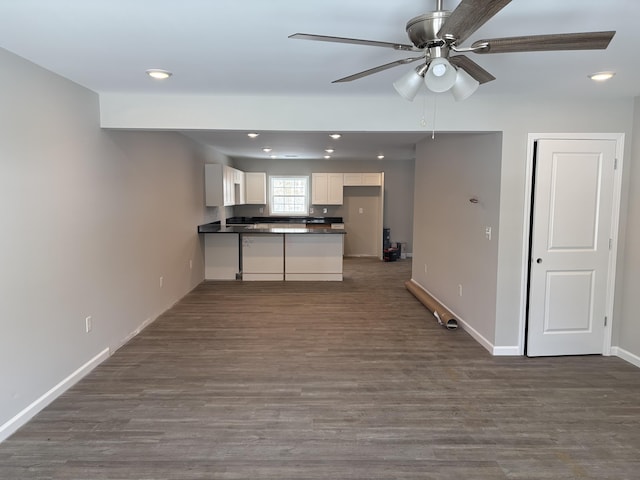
(343, 172, 382, 186)
(245, 172, 267, 204)
(205, 164, 224, 207)
(223, 165, 235, 206)
(312, 173, 343, 205)
(362, 172, 382, 186)
(236, 170, 246, 205)
(205, 164, 246, 207)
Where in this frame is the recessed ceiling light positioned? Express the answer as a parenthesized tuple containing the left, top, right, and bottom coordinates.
(329, 134, 342, 139)
(247, 133, 260, 138)
(262, 147, 272, 153)
(589, 71, 615, 82)
(324, 155, 331, 159)
(377, 155, 385, 159)
(325, 148, 335, 153)
(146, 69, 172, 80)
(270, 154, 277, 159)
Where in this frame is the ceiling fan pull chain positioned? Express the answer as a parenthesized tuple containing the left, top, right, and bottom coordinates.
(432, 95, 437, 139)
(420, 89, 428, 128)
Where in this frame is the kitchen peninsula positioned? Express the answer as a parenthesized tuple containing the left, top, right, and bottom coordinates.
(198, 217, 346, 281)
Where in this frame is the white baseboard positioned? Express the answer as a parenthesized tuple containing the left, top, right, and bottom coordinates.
(492, 345, 521, 356)
(408, 279, 503, 356)
(0, 348, 110, 443)
(455, 316, 494, 355)
(116, 303, 174, 353)
(611, 346, 640, 368)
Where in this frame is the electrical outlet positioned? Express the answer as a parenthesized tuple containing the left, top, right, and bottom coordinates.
(485, 226, 492, 240)
(309, 207, 314, 214)
(259, 207, 264, 213)
(323, 208, 328, 214)
(159, 276, 164, 288)
(189, 259, 193, 270)
(458, 284, 463, 297)
(85, 316, 92, 333)
(358, 207, 364, 214)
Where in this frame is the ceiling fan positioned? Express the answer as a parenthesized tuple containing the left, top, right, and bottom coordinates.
(289, 0, 615, 101)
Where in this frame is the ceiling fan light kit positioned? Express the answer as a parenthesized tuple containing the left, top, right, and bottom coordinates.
(451, 67, 480, 101)
(290, 0, 615, 101)
(393, 64, 429, 101)
(424, 57, 458, 93)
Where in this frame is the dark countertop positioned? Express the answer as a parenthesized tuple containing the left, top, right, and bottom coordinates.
(198, 222, 345, 235)
(226, 216, 343, 225)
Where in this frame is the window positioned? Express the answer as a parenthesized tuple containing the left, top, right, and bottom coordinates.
(269, 176, 309, 215)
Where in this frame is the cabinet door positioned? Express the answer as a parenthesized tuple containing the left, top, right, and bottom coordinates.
(235, 170, 246, 205)
(242, 234, 284, 281)
(327, 173, 344, 204)
(343, 172, 382, 186)
(312, 173, 343, 205)
(223, 165, 234, 206)
(343, 173, 363, 186)
(245, 172, 267, 204)
(204, 164, 224, 206)
(362, 172, 382, 186)
(204, 234, 240, 279)
(285, 234, 343, 281)
(312, 173, 328, 205)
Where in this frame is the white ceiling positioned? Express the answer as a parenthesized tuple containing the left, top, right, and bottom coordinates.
(1, 0, 637, 160)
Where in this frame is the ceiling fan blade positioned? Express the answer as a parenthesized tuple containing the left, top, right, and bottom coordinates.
(438, 0, 513, 45)
(289, 33, 416, 51)
(449, 55, 495, 84)
(332, 57, 424, 83)
(471, 31, 615, 53)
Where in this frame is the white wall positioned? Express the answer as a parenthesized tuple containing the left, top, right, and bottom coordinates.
(0, 48, 212, 438)
(411, 133, 502, 348)
(616, 98, 640, 364)
(101, 92, 635, 356)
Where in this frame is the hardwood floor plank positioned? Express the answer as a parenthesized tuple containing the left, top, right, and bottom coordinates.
(1, 258, 639, 479)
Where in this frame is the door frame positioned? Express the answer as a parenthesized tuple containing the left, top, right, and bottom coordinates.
(518, 133, 625, 356)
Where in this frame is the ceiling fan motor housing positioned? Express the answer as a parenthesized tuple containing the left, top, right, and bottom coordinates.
(406, 11, 451, 49)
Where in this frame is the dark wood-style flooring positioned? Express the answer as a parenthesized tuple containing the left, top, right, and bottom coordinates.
(1, 258, 639, 479)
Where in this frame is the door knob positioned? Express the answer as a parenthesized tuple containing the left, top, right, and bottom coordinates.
(536, 258, 543, 264)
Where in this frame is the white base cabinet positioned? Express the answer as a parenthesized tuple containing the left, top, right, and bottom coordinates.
(285, 234, 343, 281)
(204, 234, 239, 280)
(242, 234, 284, 281)
(204, 232, 344, 282)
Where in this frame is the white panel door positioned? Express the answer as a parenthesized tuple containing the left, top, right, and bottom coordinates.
(527, 139, 616, 356)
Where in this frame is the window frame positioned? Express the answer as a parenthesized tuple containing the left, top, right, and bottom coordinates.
(268, 175, 310, 216)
